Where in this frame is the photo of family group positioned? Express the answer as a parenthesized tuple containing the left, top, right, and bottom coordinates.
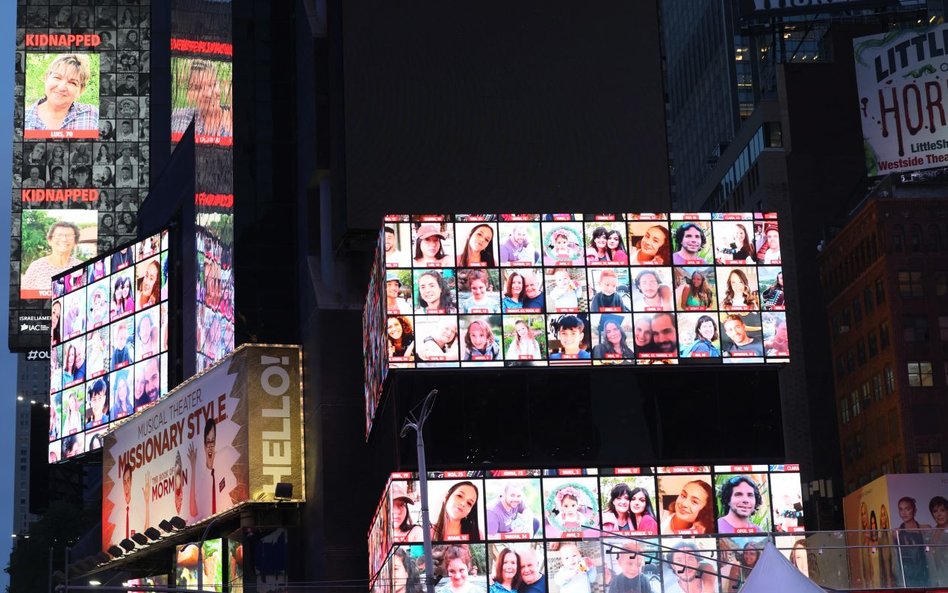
(369, 465, 805, 593)
(374, 213, 789, 371)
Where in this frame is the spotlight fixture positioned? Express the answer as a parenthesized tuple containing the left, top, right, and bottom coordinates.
(158, 520, 174, 532)
(144, 527, 162, 541)
(95, 552, 111, 565)
(119, 538, 136, 552)
(107, 545, 124, 558)
(169, 516, 187, 530)
(275, 482, 293, 499)
(131, 532, 149, 546)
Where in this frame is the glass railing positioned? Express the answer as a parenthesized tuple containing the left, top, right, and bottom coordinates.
(371, 528, 948, 593)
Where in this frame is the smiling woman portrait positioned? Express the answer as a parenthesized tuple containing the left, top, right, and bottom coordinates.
(25, 54, 99, 133)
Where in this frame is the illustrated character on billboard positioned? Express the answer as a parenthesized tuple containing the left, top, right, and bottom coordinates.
(25, 54, 99, 133)
(188, 417, 225, 519)
(716, 476, 762, 534)
(21, 222, 81, 293)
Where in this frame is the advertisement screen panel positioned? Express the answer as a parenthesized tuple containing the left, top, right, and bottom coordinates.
(855, 24, 948, 176)
(844, 472, 948, 589)
(11, 0, 152, 351)
(364, 213, 790, 434)
(48, 230, 170, 463)
(367, 464, 804, 589)
(175, 539, 224, 591)
(101, 345, 304, 554)
(24, 53, 100, 139)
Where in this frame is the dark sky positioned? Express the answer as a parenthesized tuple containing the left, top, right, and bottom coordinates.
(0, 1, 19, 588)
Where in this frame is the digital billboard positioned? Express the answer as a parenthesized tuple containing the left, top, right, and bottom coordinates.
(175, 539, 224, 591)
(369, 464, 805, 592)
(48, 230, 170, 463)
(855, 24, 948, 176)
(101, 345, 304, 555)
(11, 0, 152, 351)
(170, 1, 235, 371)
(364, 213, 790, 433)
(843, 472, 948, 589)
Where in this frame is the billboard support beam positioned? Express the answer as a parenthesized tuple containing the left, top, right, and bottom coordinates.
(400, 389, 439, 593)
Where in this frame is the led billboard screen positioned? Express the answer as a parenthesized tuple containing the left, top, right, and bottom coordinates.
(843, 472, 948, 589)
(364, 213, 790, 433)
(855, 24, 948, 176)
(170, 3, 235, 371)
(101, 345, 304, 554)
(11, 0, 152, 351)
(48, 230, 170, 463)
(369, 464, 805, 592)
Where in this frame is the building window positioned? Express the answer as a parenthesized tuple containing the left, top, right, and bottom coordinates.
(890, 412, 900, 442)
(898, 271, 924, 297)
(885, 366, 895, 393)
(851, 389, 861, 417)
(868, 330, 878, 357)
(880, 321, 890, 349)
(940, 316, 948, 341)
(918, 452, 943, 473)
(764, 121, 783, 147)
(841, 399, 850, 424)
(872, 375, 883, 401)
(864, 286, 874, 314)
(835, 356, 846, 381)
(894, 455, 903, 472)
(903, 316, 930, 342)
(846, 348, 856, 372)
(876, 278, 886, 303)
(936, 272, 947, 297)
(908, 361, 934, 387)
(857, 340, 867, 366)
(853, 298, 863, 323)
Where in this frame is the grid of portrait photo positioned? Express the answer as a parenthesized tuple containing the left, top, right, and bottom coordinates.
(377, 213, 790, 371)
(369, 465, 807, 593)
(12, 0, 151, 349)
(48, 230, 169, 464)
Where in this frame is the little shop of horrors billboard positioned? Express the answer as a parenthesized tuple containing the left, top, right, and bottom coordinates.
(101, 345, 304, 554)
(855, 23, 948, 176)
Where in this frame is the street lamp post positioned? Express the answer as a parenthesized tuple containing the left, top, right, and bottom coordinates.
(196, 515, 222, 593)
(400, 389, 438, 593)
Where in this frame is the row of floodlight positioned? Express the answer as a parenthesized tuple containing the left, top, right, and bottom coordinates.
(103, 515, 187, 561)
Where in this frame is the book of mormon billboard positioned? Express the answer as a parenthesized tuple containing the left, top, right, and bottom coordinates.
(101, 345, 304, 554)
(11, 0, 152, 351)
(363, 213, 790, 434)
